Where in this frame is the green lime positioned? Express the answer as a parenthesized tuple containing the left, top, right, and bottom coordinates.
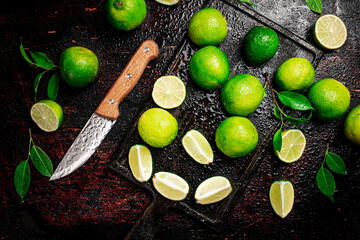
(221, 74, 264, 116)
(275, 57, 315, 91)
(194, 176, 232, 205)
(189, 46, 230, 90)
(243, 26, 279, 65)
(30, 100, 63, 132)
(59, 46, 99, 87)
(188, 8, 227, 47)
(307, 78, 350, 121)
(344, 105, 360, 145)
(274, 129, 306, 163)
(152, 172, 189, 201)
(138, 108, 178, 148)
(128, 144, 152, 182)
(269, 180, 294, 218)
(314, 14, 347, 50)
(105, 0, 146, 31)
(215, 116, 258, 158)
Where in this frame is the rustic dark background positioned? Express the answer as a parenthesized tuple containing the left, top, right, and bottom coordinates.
(1, 0, 359, 239)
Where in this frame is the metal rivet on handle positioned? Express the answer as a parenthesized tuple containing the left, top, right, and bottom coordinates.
(144, 47, 150, 52)
(109, 99, 114, 104)
(127, 73, 132, 79)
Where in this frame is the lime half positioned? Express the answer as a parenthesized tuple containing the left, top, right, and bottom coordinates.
(152, 172, 189, 201)
(30, 100, 63, 132)
(128, 145, 152, 182)
(195, 176, 232, 205)
(182, 130, 213, 165)
(314, 14, 347, 50)
(154, 0, 179, 6)
(152, 75, 186, 109)
(269, 180, 294, 218)
(275, 129, 306, 163)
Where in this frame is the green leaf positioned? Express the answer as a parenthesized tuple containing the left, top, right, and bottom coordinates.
(30, 145, 53, 177)
(316, 167, 335, 202)
(326, 152, 347, 175)
(14, 160, 31, 201)
(263, 88, 267, 98)
(284, 111, 312, 126)
(20, 42, 36, 66)
(274, 106, 282, 120)
(305, 0, 322, 14)
(30, 51, 56, 70)
(273, 128, 282, 152)
(33, 71, 47, 102)
(47, 72, 60, 101)
(278, 91, 315, 111)
(238, 0, 257, 7)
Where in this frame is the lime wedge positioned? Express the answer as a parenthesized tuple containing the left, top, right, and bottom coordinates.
(128, 145, 153, 182)
(30, 100, 63, 132)
(269, 180, 294, 218)
(195, 176, 232, 205)
(275, 129, 306, 163)
(154, 0, 179, 6)
(182, 130, 214, 165)
(152, 75, 186, 109)
(152, 172, 189, 201)
(314, 14, 347, 50)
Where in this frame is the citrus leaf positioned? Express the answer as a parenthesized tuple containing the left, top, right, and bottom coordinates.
(284, 111, 312, 126)
(14, 160, 31, 201)
(273, 128, 282, 152)
(305, 0, 322, 14)
(278, 91, 315, 111)
(30, 145, 53, 177)
(30, 51, 56, 70)
(33, 71, 47, 102)
(326, 152, 347, 175)
(20, 42, 36, 66)
(47, 72, 60, 101)
(274, 106, 282, 120)
(316, 167, 335, 202)
(238, 0, 257, 7)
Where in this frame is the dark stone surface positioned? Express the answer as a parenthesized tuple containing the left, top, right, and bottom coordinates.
(1, 0, 359, 239)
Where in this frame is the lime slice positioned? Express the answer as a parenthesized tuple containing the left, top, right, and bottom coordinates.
(152, 172, 189, 201)
(152, 75, 186, 109)
(154, 0, 179, 6)
(314, 14, 347, 50)
(182, 130, 214, 165)
(128, 145, 153, 182)
(30, 100, 63, 132)
(195, 176, 232, 205)
(275, 129, 306, 163)
(269, 180, 294, 218)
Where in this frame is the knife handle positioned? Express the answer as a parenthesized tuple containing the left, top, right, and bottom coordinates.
(95, 40, 159, 120)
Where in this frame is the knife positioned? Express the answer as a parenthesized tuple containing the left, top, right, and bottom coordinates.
(50, 40, 159, 181)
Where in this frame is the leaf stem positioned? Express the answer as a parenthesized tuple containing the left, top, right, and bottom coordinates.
(264, 73, 286, 125)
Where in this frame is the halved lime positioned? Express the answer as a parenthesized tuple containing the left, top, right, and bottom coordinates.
(152, 75, 186, 109)
(30, 100, 63, 132)
(314, 14, 347, 50)
(195, 176, 232, 205)
(128, 145, 152, 182)
(152, 172, 189, 201)
(275, 129, 306, 163)
(154, 0, 179, 6)
(182, 130, 213, 165)
(269, 180, 294, 218)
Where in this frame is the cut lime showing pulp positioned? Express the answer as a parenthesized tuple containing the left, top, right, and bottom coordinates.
(128, 145, 152, 182)
(314, 14, 347, 50)
(182, 130, 213, 165)
(152, 75, 186, 109)
(154, 0, 179, 6)
(30, 100, 63, 132)
(152, 172, 189, 201)
(275, 129, 306, 163)
(269, 180, 294, 218)
(195, 176, 232, 205)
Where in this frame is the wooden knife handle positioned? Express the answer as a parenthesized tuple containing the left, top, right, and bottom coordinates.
(95, 40, 159, 120)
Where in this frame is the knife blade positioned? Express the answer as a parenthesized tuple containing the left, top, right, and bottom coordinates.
(50, 40, 159, 181)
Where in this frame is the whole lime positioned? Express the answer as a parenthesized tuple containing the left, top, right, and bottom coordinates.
(59, 46, 99, 87)
(344, 105, 360, 145)
(307, 78, 350, 121)
(243, 26, 279, 65)
(221, 74, 264, 116)
(215, 116, 258, 158)
(138, 108, 178, 148)
(275, 57, 315, 91)
(105, 0, 146, 31)
(188, 8, 227, 47)
(189, 46, 230, 90)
